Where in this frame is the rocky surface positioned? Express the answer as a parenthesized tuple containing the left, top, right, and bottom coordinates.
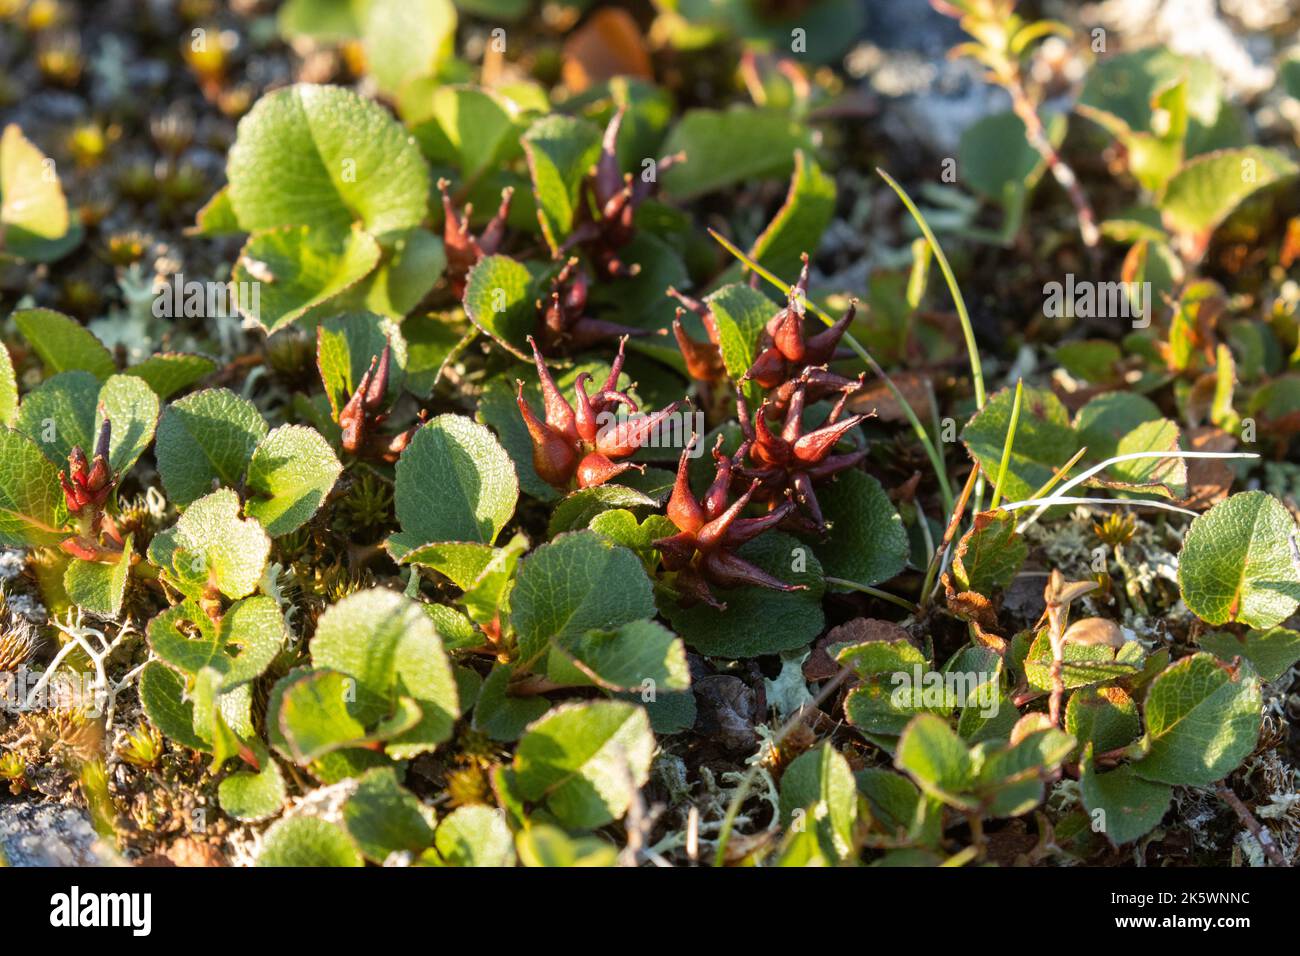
(0, 797, 107, 867)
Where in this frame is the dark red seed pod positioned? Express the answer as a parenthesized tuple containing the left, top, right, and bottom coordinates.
(654, 440, 805, 607)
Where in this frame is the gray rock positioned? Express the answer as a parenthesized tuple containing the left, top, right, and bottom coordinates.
(0, 797, 107, 867)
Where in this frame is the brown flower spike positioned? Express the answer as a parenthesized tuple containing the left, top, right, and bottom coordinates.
(667, 288, 725, 383)
(743, 255, 857, 395)
(538, 257, 646, 352)
(439, 177, 515, 299)
(339, 344, 418, 464)
(58, 419, 124, 561)
(653, 438, 804, 609)
(564, 106, 686, 278)
(516, 335, 682, 489)
(736, 376, 870, 533)
(60, 419, 114, 517)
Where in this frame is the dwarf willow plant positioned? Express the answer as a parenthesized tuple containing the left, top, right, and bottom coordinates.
(1, 6, 1298, 869)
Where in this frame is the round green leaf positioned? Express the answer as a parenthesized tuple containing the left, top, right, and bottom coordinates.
(471, 662, 551, 742)
(435, 805, 516, 867)
(1073, 391, 1162, 461)
(513, 700, 655, 831)
(16, 368, 161, 476)
(0, 125, 76, 262)
(462, 254, 539, 359)
(1065, 685, 1140, 757)
(98, 374, 160, 476)
(156, 388, 268, 507)
(245, 425, 342, 536)
(138, 661, 207, 752)
(961, 385, 1080, 505)
(218, 744, 287, 822)
(343, 766, 435, 863)
(392, 414, 518, 549)
(362, 0, 456, 97)
(1178, 491, 1300, 630)
(1132, 652, 1262, 787)
(953, 509, 1026, 594)
(0, 426, 67, 547)
(310, 588, 460, 756)
(15, 370, 101, 466)
(1079, 753, 1172, 847)
(1161, 146, 1298, 238)
(706, 283, 774, 406)
(659, 107, 813, 200)
(257, 816, 363, 867)
(151, 489, 271, 600)
(548, 617, 689, 693)
(64, 535, 134, 618)
(778, 743, 859, 863)
(234, 225, 381, 334)
(816, 470, 909, 588)
(510, 530, 656, 665)
(227, 84, 430, 236)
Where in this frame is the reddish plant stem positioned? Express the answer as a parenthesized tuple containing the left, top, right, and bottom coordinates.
(919, 466, 981, 609)
(1216, 784, 1288, 867)
(1006, 82, 1101, 260)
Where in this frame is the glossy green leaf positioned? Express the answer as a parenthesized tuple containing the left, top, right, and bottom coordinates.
(226, 84, 430, 236)
(391, 414, 518, 549)
(155, 388, 268, 507)
(1178, 491, 1300, 629)
(234, 225, 381, 333)
(513, 700, 655, 830)
(13, 308, 114, 379)
(245, 425, 342, 536)
(1133, 652, 1261, 787)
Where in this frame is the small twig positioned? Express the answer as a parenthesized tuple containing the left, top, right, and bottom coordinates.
(920, 465, 981, 609)
(1216, 784, 1288, 867)
(1006, 83, 1100, 257)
